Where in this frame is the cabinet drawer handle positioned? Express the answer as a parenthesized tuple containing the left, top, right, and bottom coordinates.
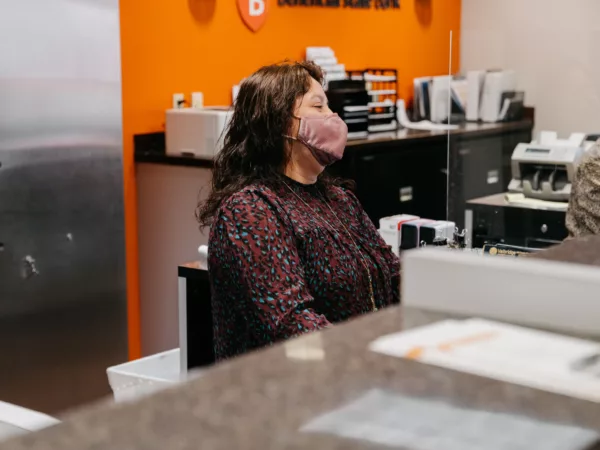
(487, 170, 499, 184)
(400, 186, 413, 202)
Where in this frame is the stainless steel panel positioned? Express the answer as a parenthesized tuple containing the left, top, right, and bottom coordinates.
(0, 0, 127, 413)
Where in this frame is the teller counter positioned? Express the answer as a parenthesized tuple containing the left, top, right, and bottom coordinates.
(2, 306, 600, 449)
(3, 236, 600, 450)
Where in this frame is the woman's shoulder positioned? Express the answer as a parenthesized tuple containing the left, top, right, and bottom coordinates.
(217, 183, 283, 216)
(327, 184, 359, 206)
(328, 183, 354, 197)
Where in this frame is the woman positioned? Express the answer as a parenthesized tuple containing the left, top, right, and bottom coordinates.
(566, 142, 600, 237)
(198, 61, 400, 360)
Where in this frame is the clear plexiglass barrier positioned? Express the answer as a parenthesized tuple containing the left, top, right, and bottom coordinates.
(384, 1, 600, 260)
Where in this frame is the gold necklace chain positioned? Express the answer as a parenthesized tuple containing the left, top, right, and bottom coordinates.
(282, 181, 378, 312)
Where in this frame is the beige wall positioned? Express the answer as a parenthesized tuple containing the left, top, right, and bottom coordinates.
(461, 0, 600, 136)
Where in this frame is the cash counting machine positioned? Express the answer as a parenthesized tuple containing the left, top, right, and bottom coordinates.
(466, 132, 597, 250)
(507, 132, 590, 202)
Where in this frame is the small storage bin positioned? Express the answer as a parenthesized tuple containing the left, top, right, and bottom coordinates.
(107, 348, 184, 402)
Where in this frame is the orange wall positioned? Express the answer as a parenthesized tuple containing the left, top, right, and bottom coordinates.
(120, 0, 462, 359)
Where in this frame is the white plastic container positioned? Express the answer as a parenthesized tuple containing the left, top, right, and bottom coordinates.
(378, 214, 419, 256)
(0, 401, 59, 442)
(107, 349, 183, 403)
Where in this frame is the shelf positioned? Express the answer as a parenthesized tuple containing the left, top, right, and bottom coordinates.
(368, 89, 397, 96)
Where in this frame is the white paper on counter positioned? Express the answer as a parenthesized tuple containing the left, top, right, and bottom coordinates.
(396, 99, 459, 131)
(504, 193, 569, 211)
(369, 319, 600, 403)
(301, 389, 599, 450)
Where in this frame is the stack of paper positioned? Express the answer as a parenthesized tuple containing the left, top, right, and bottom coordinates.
(396, 99, 458, 132)
(370, 319, 600, 402)
(412, 75, 466, 124)
(306, 47, 346, 88)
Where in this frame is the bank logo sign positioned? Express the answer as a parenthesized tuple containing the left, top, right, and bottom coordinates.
(238, 0, 268, 32)
(238, 0, 399, 32)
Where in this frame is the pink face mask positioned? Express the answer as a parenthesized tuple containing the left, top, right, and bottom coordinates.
(285, 113, 348, 166)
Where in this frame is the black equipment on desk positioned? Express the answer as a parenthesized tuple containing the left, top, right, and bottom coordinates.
(327, 80, 370, 139)
(466, 196, 567, 250)
(399, 220, 456, 251)
(400, 220, 431, 250)
(348, 68, 399, 134)
(500, 91, 525, 122)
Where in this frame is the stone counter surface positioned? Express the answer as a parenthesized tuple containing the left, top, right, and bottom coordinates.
(2, 305, 600, 450)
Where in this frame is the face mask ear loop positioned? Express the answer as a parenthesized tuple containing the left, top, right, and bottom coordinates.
(283, 115, 302, 142)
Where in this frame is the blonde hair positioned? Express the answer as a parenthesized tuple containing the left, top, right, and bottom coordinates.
(566, 141, 600, 237)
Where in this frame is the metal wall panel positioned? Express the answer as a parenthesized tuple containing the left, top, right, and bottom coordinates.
(0, 0, 127, 413)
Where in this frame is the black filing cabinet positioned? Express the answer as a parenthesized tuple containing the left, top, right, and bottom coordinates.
(333, 140, 448, 225)
(449, 129, 533, 230)
(332, 124, 533, 229)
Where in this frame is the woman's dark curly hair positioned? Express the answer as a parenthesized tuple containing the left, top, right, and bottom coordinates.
(197, 60, 346, 227)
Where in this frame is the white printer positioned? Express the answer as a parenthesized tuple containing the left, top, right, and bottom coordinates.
(166, 107, 233, 159)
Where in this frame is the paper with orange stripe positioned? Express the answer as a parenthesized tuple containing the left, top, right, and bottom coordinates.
(405, 330, 498, 360)
(370, 318, 600, 403)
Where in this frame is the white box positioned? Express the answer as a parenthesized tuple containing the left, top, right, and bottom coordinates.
(0, 402, 59, 442)
(403, 248, 600, 338)
(480, 70, 517, 123)
(378, 215, 419, 256)
(107, 349, 184, 403)
(466, 70, 485, 122)
(429, 75, 452, 123)
(166, 107, 233, 159)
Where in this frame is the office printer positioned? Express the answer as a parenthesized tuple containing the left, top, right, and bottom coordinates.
(166, 107, 233, 159)
(508, 132, 596, 202)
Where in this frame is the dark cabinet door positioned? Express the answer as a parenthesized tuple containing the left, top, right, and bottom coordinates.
(449, 129, 532, 230)
(345, 143, 448, 226)
(333, 126, 533, 232)
(449, 136, 503, 229)
(461, 137, 504, 199)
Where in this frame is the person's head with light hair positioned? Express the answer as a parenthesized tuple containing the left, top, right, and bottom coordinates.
(566, 141, 600, 237)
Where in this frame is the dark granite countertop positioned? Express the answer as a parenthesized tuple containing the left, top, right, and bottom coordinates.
(5, 235, 600, 450)
(530, 234, 600, 266)
(134, 117, 534, 168)
(344, 117, 534, 147)
(3, 303, 600, 450)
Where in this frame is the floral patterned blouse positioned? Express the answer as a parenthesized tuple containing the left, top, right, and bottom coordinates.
(208, 177, 400, 360)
